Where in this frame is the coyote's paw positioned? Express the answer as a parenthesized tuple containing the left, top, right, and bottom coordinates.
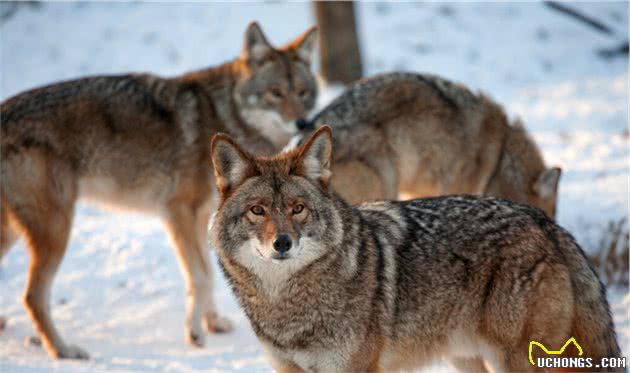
(187, 332, 206, 347)
(0, 316, 7, 332)
(53, 344, 90, 360)
(205, 314, 233, 334)
(24, 335, 42, 347)
(187, 328, 206, 347)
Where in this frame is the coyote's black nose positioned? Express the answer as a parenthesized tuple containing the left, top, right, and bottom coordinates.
(295, 118, 309, 131)
(273, 235, 292, 254)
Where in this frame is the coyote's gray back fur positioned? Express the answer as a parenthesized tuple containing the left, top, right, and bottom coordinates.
(211, 127, 620, 372)
(2, 74, 216, 208)
(308, 72, 561, 218)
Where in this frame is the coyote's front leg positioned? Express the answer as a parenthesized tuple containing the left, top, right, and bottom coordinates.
(194, 199, 232, 334)
(164, 200, 231, 347)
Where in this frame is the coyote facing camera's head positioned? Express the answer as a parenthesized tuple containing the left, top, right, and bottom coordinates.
(210, 126, 343, 281)
(234, 22, 318, 148)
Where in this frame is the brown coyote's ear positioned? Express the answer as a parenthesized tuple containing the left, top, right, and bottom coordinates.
(287, 26, 318, 64)
(211, 134, 256, 197)
(242, 21, 273, 66)
(293, 125, 332, 188)
(533, 167, 561, 199)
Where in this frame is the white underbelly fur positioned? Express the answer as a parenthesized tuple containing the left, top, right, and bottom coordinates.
(78, 175, 173, 215)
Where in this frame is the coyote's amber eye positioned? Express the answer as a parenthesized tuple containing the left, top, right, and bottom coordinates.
(269, 87, 284, 99)
(298, 89, 309, 98)
(292, 204, 305, 215)
(250, 205, 264, 216)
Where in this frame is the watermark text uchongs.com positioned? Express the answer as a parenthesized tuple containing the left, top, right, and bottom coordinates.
(529, 337, 626, 369)
(535, 357, 626, 369)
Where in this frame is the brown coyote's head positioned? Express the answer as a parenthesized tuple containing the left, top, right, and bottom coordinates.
(485, 122, 562, 218)
(233, 22, 318, 149)
(210, 126, 344, 282)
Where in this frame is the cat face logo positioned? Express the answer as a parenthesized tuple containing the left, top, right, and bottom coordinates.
(529, 337, 583, 366)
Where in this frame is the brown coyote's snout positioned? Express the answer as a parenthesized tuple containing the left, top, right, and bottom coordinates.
(241, 196, 305, 261)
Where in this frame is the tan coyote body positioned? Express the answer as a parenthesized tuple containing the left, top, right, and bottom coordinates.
(307, 72, 561, 217)
(210, 127, 621, 372)
(0, 22, 318, 359)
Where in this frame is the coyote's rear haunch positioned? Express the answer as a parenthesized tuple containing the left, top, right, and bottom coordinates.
(211, 126, 621, 372)
(0, 22, 318, 359)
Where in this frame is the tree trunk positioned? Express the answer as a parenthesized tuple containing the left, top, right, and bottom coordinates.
(313, 1, 363, 84)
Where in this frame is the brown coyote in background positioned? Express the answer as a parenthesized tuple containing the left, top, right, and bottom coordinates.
(306, 72, 561, 218)
(210, 126, 621, 372)
(0, 21, 318, 359)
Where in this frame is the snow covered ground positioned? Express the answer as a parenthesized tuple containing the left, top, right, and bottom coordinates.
(1, 2, 628, 372)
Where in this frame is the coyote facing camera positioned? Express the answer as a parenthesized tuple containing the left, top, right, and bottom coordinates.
(0, 22, 318, 359)
(210, 126, 621, 372)
(307, 72, 562, 218)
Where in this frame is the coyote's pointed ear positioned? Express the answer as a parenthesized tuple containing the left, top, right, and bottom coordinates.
(293, 125, 333, 188)
(242, 22, 273, 66)
(288, 26, 318, 64)
(533, 167, 561, 199)
(211, 134, 256, 197)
